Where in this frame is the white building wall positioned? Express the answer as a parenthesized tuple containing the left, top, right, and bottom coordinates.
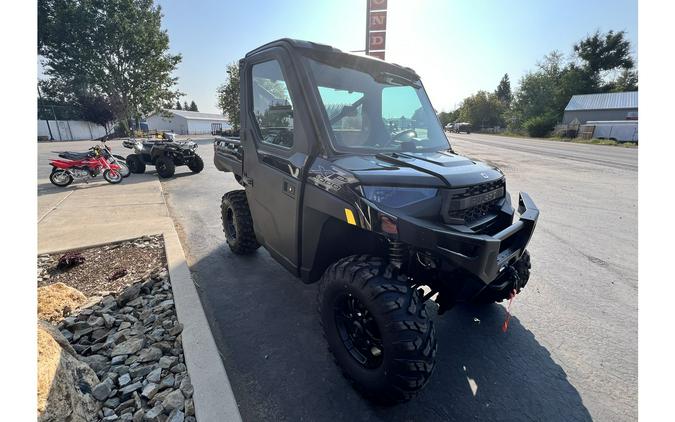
(38, 120, 108, 141)
(187, 120, 231, 135)
(146, 114, 189, 134)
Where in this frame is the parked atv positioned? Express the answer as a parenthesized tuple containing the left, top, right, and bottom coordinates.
(123, 133, 204, 178)
(214, 39, 539, 404)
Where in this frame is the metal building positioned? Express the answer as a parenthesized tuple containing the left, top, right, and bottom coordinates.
(562, 91, 638, 124)
(145, 109, 231, 135)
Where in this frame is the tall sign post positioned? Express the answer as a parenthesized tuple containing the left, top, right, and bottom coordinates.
(365, 0, 387, 60)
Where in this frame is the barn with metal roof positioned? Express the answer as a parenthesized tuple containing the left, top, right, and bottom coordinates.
(562, 91, 638, 124)
(145, 109, 231, 135)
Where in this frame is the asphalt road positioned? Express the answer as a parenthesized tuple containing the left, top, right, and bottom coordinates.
(157, 133, 637, 421)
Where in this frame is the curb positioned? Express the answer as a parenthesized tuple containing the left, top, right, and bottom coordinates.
(161, 228, 243, 422)
(157, 179, 242, 422)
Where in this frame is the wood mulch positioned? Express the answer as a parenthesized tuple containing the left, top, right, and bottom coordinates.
(37, 235, 166, 297)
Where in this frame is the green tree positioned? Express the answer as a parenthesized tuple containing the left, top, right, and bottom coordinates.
(189, 100, 199, 111)
(510, 51, 597, 130)
(437, 110, 459, 127)
(574, 30, 634, 75)
(38, 0, 182, 134)
(605, 69, 638, 92)
(78, 94, 116, 135)
(457, 91, 505, 129)
(216, 63, 240, 130)
(184, 101, 190, 111)
(175, 100, 182, 110)
(495, 74, 512, 106)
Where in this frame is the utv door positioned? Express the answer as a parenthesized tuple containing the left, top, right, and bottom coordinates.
(240, 51, 311, 274)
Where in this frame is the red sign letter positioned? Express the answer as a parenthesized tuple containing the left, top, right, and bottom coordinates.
(369, 31, 386, 51)
(369, 11, 387, 31)
(370, 0, 387, 11)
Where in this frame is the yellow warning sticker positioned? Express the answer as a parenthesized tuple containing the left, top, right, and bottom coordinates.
(344, 209, 356, 225)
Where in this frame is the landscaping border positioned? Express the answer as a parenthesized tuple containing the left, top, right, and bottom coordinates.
(40, 227, 242, 421)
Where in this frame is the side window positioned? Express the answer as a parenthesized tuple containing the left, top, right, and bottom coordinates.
(251, 60, 294, 148)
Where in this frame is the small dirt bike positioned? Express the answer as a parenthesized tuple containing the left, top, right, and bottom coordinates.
(54, 141, 130, 178)
(49, 145, 123, 187)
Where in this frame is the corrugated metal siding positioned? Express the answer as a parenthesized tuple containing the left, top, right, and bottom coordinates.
(565, 91, 638, 111)
(38, 120, 108, 141)
(562, 109, 636, 124)
(146, 114, 189, 134)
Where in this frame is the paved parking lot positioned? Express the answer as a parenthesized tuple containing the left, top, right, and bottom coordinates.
(156, 133, 637, 421)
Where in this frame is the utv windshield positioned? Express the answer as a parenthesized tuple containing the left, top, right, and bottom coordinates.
(306, 56, 450, 154)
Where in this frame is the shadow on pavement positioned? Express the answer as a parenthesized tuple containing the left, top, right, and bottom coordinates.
(37, 173, 161, 196)
(186, 245, 592, 422)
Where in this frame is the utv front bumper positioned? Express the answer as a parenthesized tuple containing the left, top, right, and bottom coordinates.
(396, 192, 539, 284)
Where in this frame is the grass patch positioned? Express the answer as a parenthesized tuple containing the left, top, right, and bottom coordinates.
(547, 136, 638, 148)
(470, 131, 638, 148)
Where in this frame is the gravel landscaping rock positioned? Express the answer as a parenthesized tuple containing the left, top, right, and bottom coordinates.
(111, 337, 145, 356)
(92, 381, 113, 401)
(163, 389, 185, 412)
(38, 236, 196, 421)
(146, 367, 162, 383)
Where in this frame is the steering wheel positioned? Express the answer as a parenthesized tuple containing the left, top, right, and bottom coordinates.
(392, 129, 417, 141)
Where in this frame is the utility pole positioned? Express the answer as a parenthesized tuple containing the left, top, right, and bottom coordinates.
(364, 0, 371, 56)
(37, 84, 54, 141)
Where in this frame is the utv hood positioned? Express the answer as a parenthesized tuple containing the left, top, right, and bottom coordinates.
(332, 151, 503, 187)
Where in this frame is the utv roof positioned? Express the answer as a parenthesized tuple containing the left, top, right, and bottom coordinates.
(245, 38, 420, 81)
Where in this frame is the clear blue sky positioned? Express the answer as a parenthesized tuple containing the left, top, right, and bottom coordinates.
(158, 0, 637, 114)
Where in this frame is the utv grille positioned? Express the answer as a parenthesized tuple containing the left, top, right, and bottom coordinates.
(447, 198, 501, 224)
(444, 178, 505, 225)
(450, 179, 505, 200)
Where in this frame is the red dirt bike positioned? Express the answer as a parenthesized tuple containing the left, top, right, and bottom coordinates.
(49, 145, 123, 187)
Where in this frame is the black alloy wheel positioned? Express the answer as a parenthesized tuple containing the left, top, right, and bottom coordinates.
(334, 293, 384, 369)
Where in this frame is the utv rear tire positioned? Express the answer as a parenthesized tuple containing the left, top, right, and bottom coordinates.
(221, 190, 260, 254)
(126, 154, 146, 174)
(155, 156, 175, 178)
(187, 155, 204, 173)
(318, 255, 437, 405)
(474, 250, 531, 304)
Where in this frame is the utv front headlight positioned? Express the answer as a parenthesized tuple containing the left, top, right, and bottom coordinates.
(362, 186, 437, 208)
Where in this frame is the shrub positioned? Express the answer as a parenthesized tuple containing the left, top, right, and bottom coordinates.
(523, 114, 557, 137)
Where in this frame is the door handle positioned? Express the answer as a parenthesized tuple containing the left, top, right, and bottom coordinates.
(282, 179, 296, 198)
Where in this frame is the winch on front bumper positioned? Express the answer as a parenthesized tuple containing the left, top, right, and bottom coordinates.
(396, 192, 539, 284)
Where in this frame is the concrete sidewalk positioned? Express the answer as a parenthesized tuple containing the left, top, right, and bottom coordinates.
(38, 174, 242, 422)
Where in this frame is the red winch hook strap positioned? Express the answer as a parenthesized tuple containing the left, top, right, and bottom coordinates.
(501, 289, 517, 333)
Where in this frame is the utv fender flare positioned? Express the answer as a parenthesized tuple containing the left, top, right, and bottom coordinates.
(300, 184, 387, 284)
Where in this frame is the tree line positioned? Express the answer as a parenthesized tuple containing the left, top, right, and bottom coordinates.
(438, 30, 637, 137)
(173, 100, 199, 112)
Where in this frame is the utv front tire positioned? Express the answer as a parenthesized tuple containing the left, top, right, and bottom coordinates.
(221, 190, 260, 254)
(187, 155, 204, 173)
(318, 255, 437, 405)
(155, 156, 175, 178)
(126, 154, 146, 174)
